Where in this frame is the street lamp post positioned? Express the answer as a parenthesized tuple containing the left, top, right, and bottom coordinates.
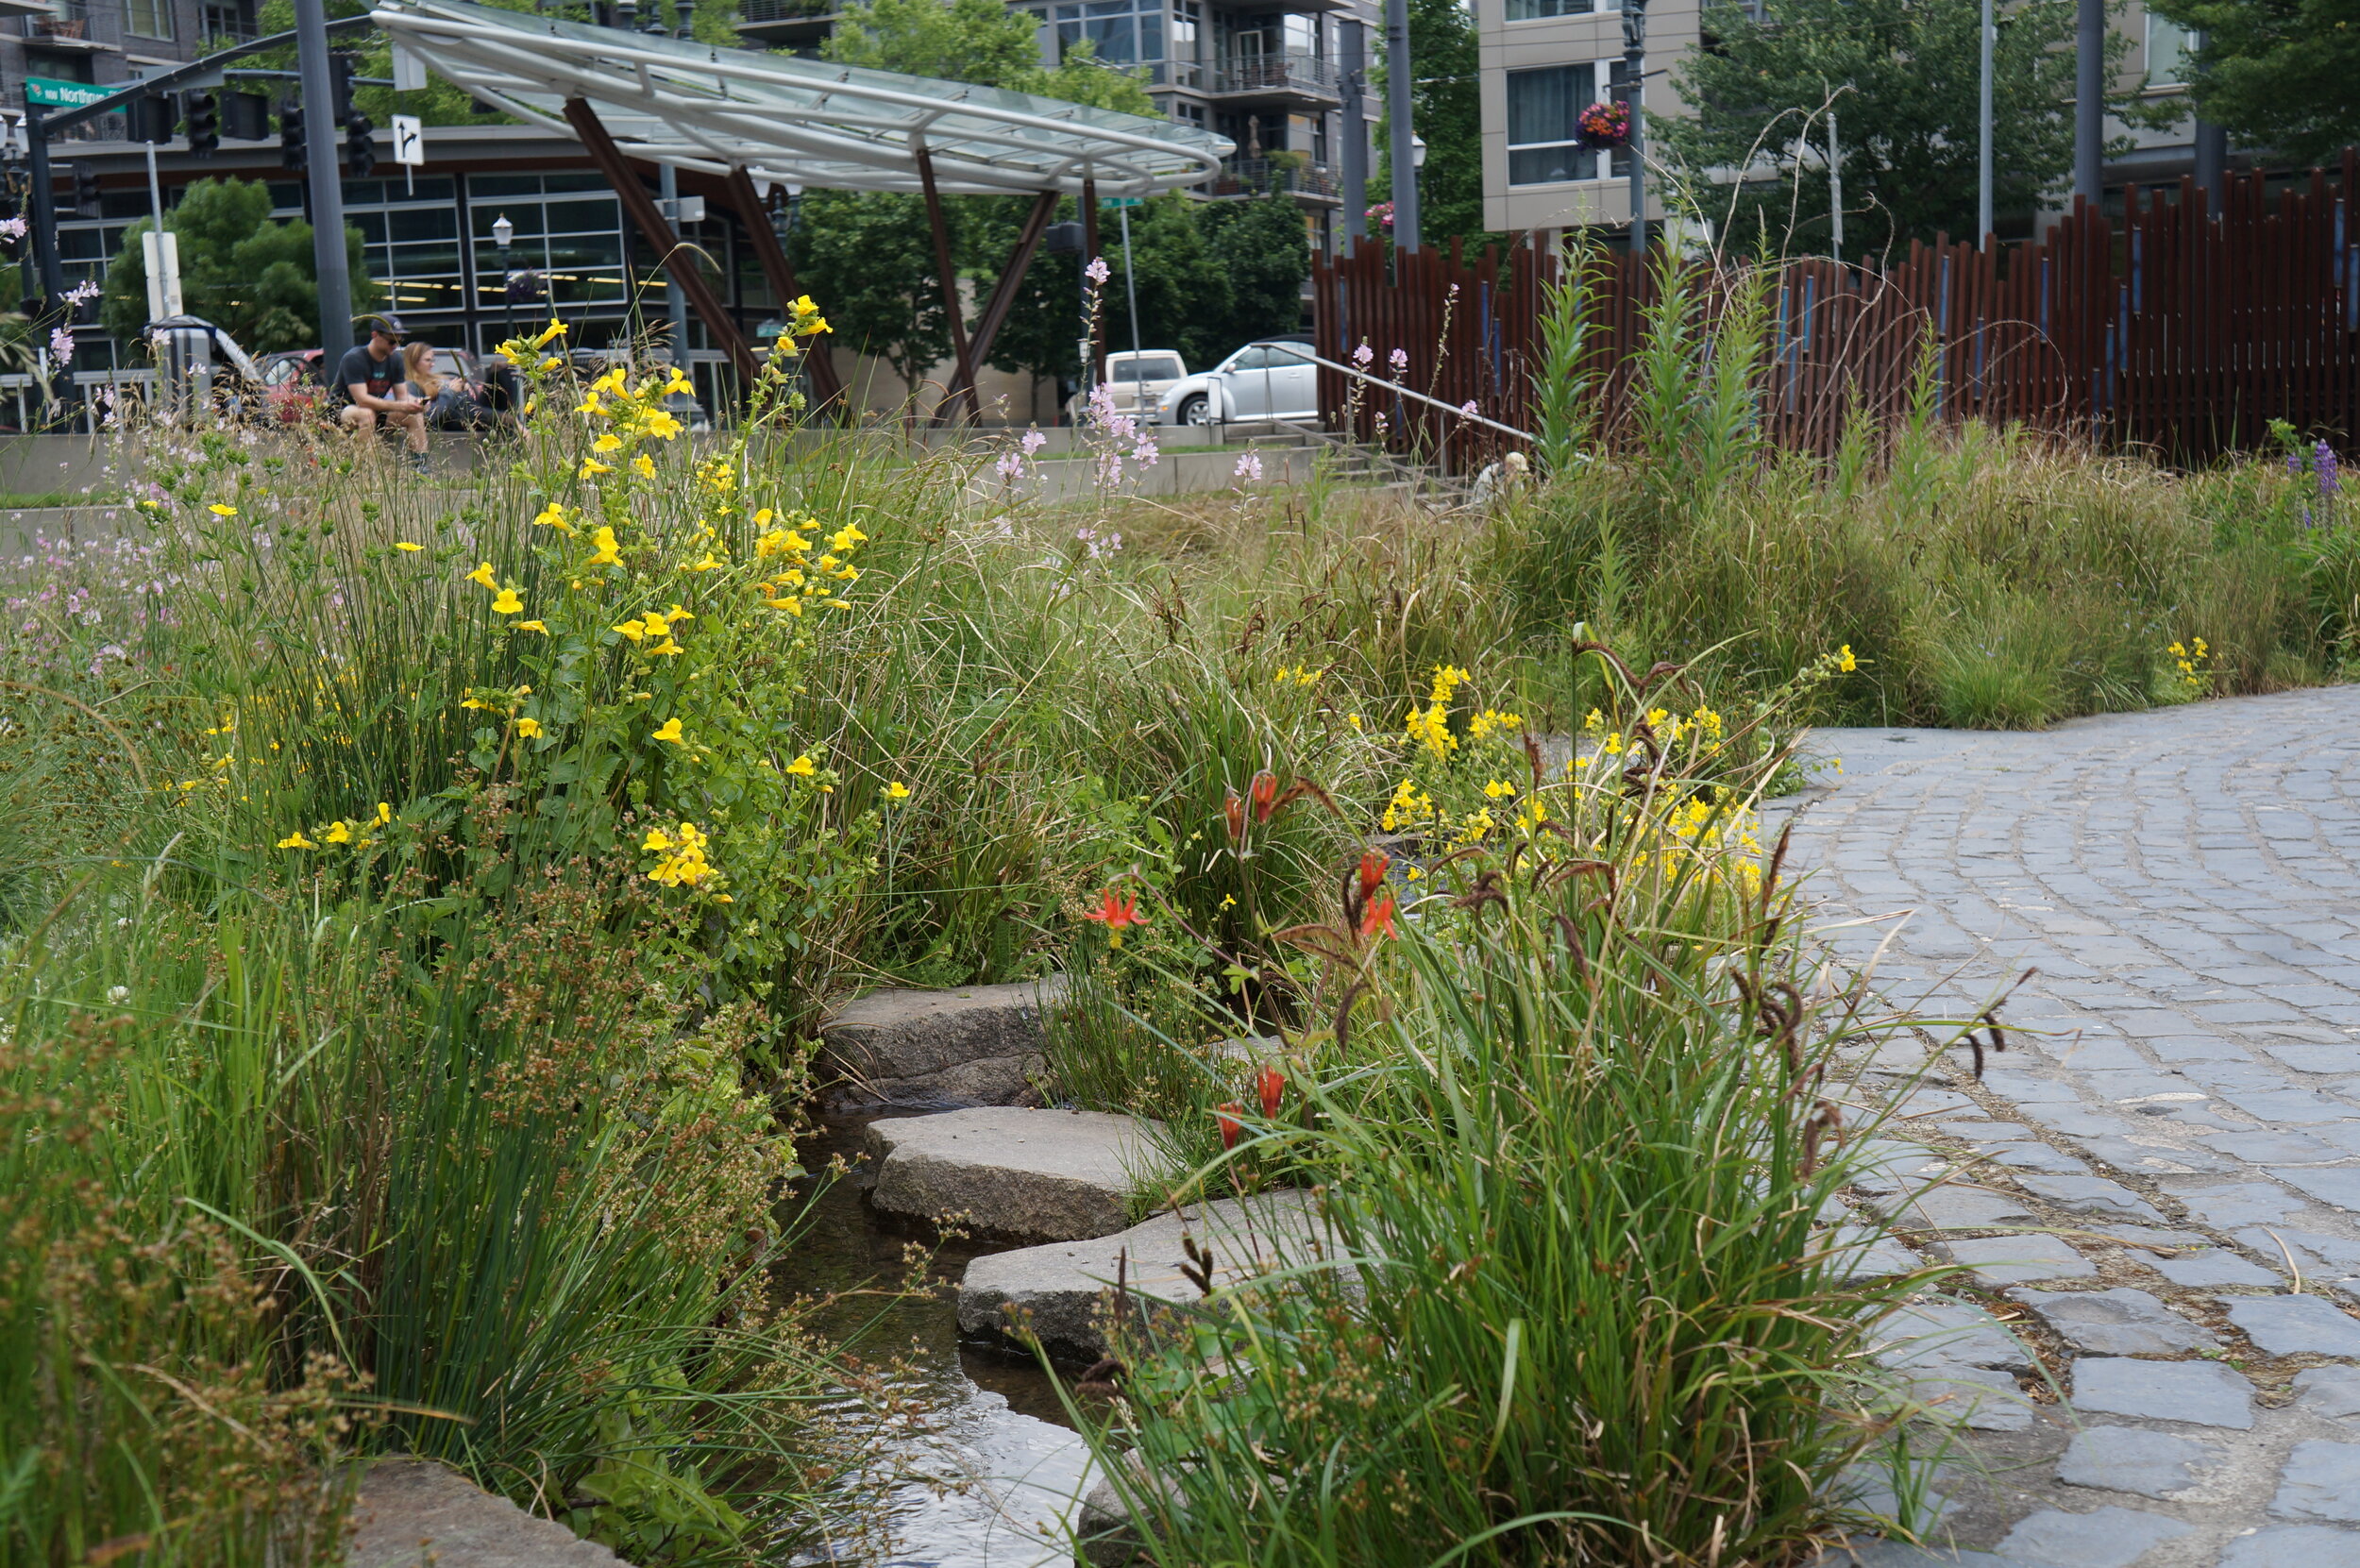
(492, 211, 514, 346)
(1624, 0, 1648, 257)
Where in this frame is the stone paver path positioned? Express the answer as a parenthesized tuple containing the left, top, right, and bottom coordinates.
(1787, 688, 2360, 1566)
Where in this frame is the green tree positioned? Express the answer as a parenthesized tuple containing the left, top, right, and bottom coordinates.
(1656, 0, 2118, 255)
(2146, 0, 2360, 162)
(1375, 0, 1492, 249)
(787, 189, 951, 399)
(1196, 194, 1308, 346)
(100, 177, 375, 353)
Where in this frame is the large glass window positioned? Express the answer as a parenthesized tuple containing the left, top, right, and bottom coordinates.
(126, 0, 174, 41)
(1506, 0, 1616, 19)
(2146, 13, 2192, 86)
(1047, 0, 1165, 73)
(1507, 62, 1594, 186)
(468, 174, 629, 315)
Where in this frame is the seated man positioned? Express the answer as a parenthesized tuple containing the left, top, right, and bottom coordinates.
(332, 315, 429, 471)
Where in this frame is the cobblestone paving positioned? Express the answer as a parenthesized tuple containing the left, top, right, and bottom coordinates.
(1783, 688, 2360, 1566)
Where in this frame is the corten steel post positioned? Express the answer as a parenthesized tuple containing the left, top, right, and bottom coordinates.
(1978, 0, 1994, 246)
(2074, 0, 2102, 207)
(1624, 0, 1646, 257)
(913, 144, 977, 420)
(1383, 0, 1418, 251)
(1082, 177, 1102, 385)
(295, 0, 353, 355)
(563, 98, 760, 381)
(722, 165, 844, 406)
(1340, 19, 1368, 253)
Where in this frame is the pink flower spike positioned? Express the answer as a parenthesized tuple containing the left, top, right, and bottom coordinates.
(1388, 347, 1409, 373)
(1459, 399, 1479, 418)
(1085, 257, 1111, 286)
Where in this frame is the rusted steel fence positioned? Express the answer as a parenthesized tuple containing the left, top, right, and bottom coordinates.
(1312, 149, 2360, 472)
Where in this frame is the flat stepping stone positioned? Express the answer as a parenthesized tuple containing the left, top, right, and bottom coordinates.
(2007, 1287, 2218, 1356)
(2070, 1357, 2254, 1429)
(1871, 1301, 2033, 1372)
(820, 977, 1067, 1110)
(2298, 1365, 2360, 1420)
(2221, 1292, 2360, 1356)
(867, 1106, 1160, 1242)
(959, 1190, 1322, 1358)
(1993, 1504, 2191, 1567)
(2221, 1526, 2360, 1566)
(2274, 1441, 2360, 1524)
(1945, 1233, 2096, 1288)
(346, 1458, 620, 1567)
(2055, 1425, 2217, 1497)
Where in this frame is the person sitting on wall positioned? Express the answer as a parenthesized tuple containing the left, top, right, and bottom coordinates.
(332, 314, 429, 471)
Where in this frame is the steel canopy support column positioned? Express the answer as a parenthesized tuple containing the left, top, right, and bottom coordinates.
(723, 165, 844, 409)
(563, 97, 760, 384)
(935, 188, 1058, 424)
(914, 145, 976, 422)
(1082, 177, 1101, 386)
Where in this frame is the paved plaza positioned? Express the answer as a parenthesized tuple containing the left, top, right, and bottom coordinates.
(1788, 686, 2360, 1566)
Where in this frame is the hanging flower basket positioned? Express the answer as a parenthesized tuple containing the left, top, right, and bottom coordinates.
(1576, 101, 1631, 150)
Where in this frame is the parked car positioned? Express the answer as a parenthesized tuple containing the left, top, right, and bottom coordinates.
(1156, 336, 1319, 427)
(1072, 349, 1188, 422)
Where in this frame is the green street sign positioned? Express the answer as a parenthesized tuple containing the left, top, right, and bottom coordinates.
(25, 76, 115, 110)
(1099, 195, 1143, 208)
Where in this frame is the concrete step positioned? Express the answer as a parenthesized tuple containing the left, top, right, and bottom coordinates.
(866, 1104, 1165, 1243)
(957, 1189, 1323, 1359)
(818, 976, 1066, 1111)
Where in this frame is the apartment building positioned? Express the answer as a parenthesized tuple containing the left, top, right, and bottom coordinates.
(1475, 0, 2222, 244)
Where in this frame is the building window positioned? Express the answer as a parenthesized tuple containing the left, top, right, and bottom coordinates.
(1051, 0, 1165, 70)
(126, 0, 174, 40)
(1507, 62, 1594, 186)
(2145, 13, 2192, 87)
(1506, 0, 1616, 19)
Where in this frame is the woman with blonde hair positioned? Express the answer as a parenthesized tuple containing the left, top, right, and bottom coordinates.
(401, 341, 444, 403)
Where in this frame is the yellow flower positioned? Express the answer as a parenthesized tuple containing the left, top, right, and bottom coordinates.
(643, 827, 674, 852)
(277, 829, 316, 850)
(395, 541, 425, 552)
(376, 801, 393, 825)
(784, 754, 818, 777)
(531, 317, 568, 348)
(323, 820, 352, 845)
(652, 718, 686, 745)
(1837, 645, 1858, 673)
(491, 588, 524, 615)
(688, 552, 723, 572)
(828, 524, 868, 552)
(209, 503, 239, 517)
(516, 717, 544, 738)
(632, 454, 656, 478)
(588, 527, 623, 565)
(641, 410, 683, 440)
(1482, 779, 1517, 800)
(593, 432, 624, 453)
(663, 604, 693, 624)
(514, 619, 548, 633)
(885, 781, 911, 800)
(649, 638, 684, 657)
(640, 613, 672, 639)
(613, 619, 647, 643)
(580, 459, 613, 478)
(467, 561, 497, 589)
(533, 502, 575, 534)
(768, 597, 804, 615)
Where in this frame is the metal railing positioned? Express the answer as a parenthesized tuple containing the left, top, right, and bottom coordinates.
(737, 0, 834, 22)
(1211, 49, 1337, 95)
(1210, 156, 1338, 197)
(18, 0, 122, 47)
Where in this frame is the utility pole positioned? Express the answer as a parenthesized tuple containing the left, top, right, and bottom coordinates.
(295, 0, 353, 357)
(2073, 0, 2102, 207)
(1340, 18, 1368, 254)
(1383, 0, 1418, 251)
(1624, 0, 1647, 257)
(1978, 0, 1993, 246)
(23, 104, 65, 307)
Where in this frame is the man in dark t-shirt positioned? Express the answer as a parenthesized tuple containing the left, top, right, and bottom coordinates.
(332, 315, 429, 469)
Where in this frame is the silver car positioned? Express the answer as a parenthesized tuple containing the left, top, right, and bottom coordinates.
(1157, 338, 1320, 427)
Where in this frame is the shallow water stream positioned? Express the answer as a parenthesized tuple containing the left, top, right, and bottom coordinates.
(776, 1117, 1098, 1568)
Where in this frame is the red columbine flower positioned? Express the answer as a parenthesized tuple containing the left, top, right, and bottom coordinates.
(1359, 894, 1397, 939)
(1083, 887, 1148, 948)
(1258, 1066, 1285, 1120)
(1216, 1103, 1244, 1151)
(1249, 769, 1280, 822)
(1357, 849, 1389, 903)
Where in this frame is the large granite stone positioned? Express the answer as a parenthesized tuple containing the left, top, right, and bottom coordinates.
(2054, 1425, 2216, 1497)
(2006, 1287, 2218, 1356)
(2222, 1293, 2360, 1357)
(2275, 1441, 2360, 1524)
(1871, 1301, 2033, 1372)
(958, 1190, 1323, 1358)
(2070, 1357, 2255, 1429)
(820, 977, 1067, 1109)
(1991, 1505, 2191, 1567)
(866, 1106, 1161, 1242)
(2219, 1527, 2360, 1568)
(2297, 1365, 2360, 1421)
(1945, 1233, 2096, 1288)
(346, 1459, 621, 1568)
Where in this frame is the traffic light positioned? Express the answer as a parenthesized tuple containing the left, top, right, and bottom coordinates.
(222, 91, 269, 143)
(328, 50, 357, 119)
(70, 168, 100, 218)
(183, 91, 218, 158)
(342, 111, 375, 177)
(279, 100, 305, 172)
(126, 93, 175, 145)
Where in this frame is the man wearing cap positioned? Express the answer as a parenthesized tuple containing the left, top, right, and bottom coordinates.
(331, 315, 430, 471)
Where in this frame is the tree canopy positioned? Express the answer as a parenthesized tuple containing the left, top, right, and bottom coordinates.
(1655, 0, 2117, 256)
(2145, 0, 2360, 163)
(100, 177, 375, 353)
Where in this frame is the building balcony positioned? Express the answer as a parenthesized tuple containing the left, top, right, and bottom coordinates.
(735, 0, 835, 48)
(1208, 154, 1339, 201)
(1208, 49, 1339, 104)
(19, 0, 122, 49)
